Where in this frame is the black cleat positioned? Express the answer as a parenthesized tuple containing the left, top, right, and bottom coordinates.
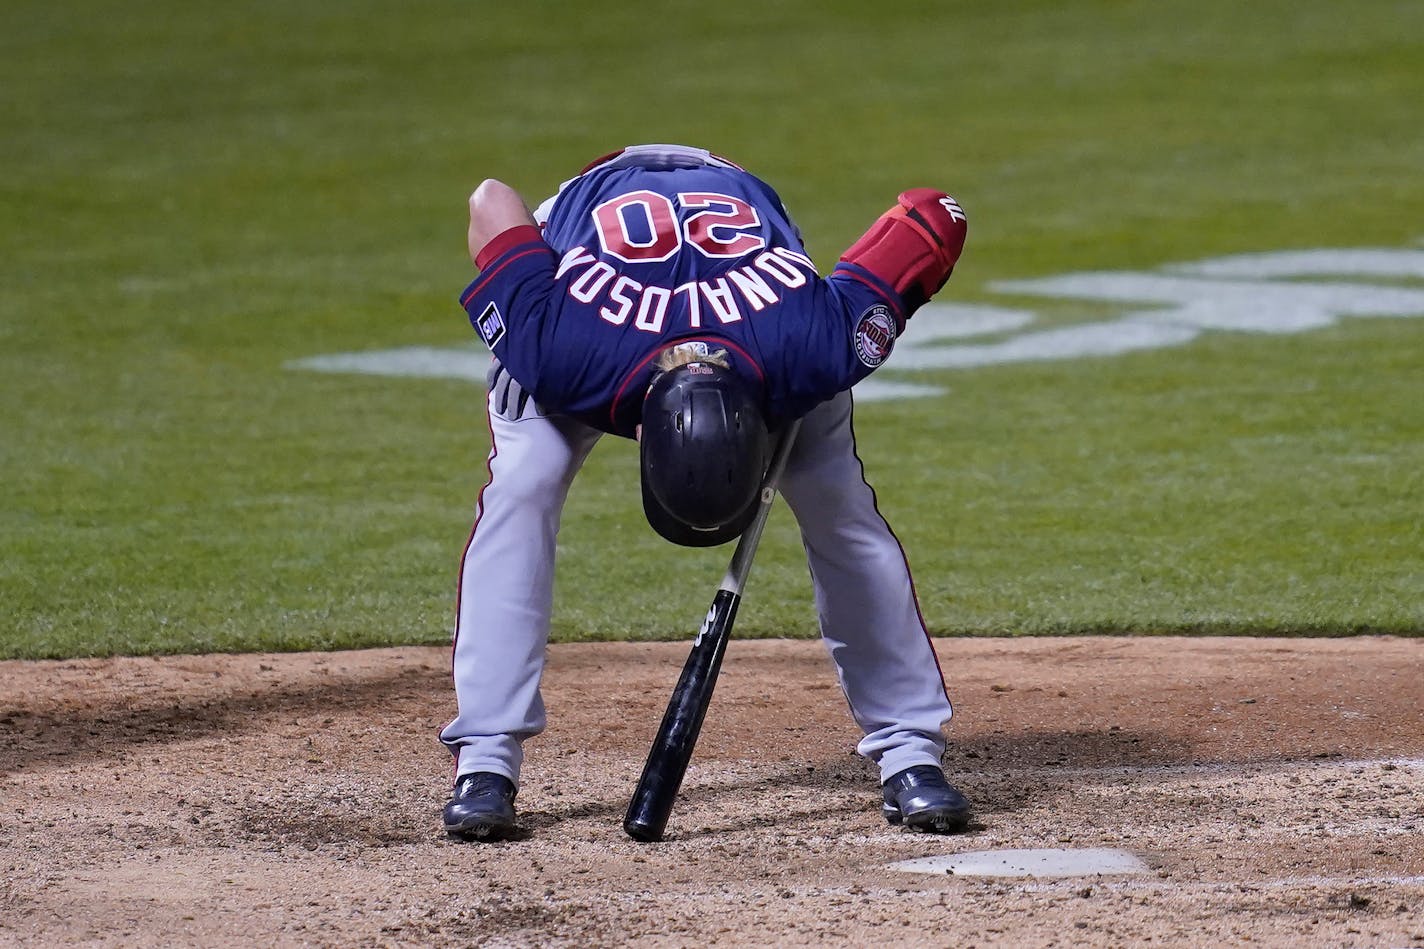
(882, 765, 972, 834)
(443, 772, 517, 841)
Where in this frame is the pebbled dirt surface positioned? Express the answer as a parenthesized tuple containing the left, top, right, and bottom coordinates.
(2, 635, 1423, 948)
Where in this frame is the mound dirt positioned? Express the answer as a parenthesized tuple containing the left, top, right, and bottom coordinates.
(2, 636, 1422, 947)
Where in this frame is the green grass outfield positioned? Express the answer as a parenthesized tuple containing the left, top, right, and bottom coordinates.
(3, 0, 1422, 658)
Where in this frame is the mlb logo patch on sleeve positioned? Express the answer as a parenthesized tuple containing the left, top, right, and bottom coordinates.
(853, 303, 897, 367)
(475, 303, 507, 349)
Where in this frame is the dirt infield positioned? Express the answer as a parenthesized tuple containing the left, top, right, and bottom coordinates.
(3, 636, 1422, 947)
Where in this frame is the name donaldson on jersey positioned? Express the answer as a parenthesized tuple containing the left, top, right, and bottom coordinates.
(553, 243, 820, 333)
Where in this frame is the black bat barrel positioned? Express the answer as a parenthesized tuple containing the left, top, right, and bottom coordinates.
(623, 589, 741, 842)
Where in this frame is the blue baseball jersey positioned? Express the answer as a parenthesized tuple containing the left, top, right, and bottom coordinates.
(460, 158, 904, 437)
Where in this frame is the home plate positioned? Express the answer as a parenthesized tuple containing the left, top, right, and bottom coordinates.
(888, 848, 1149, 878)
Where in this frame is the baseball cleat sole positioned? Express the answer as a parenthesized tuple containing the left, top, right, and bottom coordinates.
(883, 803, 972, 834)
(904, 809, 971, 834)
(444, 816, 516, 842)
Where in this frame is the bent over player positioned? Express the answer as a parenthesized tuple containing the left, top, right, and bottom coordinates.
(441, 144, 971, 841)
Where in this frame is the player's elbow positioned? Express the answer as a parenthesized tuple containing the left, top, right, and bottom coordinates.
(469, 179, 534, 229)
(467, 179, 538, 266)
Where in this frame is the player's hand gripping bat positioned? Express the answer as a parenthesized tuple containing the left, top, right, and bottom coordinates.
(623, 419, 803, 842)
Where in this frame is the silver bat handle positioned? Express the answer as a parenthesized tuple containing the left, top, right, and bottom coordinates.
(719, 418, 802, 598)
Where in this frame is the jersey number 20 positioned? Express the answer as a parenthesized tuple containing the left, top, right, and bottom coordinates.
(592, 190, 766, 263)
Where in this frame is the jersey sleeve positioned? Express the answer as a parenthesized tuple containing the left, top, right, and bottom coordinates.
(458, 225, 558, 394)
(762, 267, 905, 421)
(766, 190, 967, 415)
(822, 268, 905, 386)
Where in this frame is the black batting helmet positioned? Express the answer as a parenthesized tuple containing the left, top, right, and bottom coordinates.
(640, 359, 770, 547)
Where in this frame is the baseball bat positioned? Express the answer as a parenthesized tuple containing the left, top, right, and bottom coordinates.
(623, 419, 802, 842)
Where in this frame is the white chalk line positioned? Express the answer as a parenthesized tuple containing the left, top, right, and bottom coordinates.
(287, 246, 1424, 403)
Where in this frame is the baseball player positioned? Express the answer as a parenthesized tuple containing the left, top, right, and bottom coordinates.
(441, 144, 972, 841)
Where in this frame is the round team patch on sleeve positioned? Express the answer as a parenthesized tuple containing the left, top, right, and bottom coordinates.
(853, 303, 897, 367)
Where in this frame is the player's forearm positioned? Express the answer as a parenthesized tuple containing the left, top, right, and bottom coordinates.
(468, 179, 540, 269)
